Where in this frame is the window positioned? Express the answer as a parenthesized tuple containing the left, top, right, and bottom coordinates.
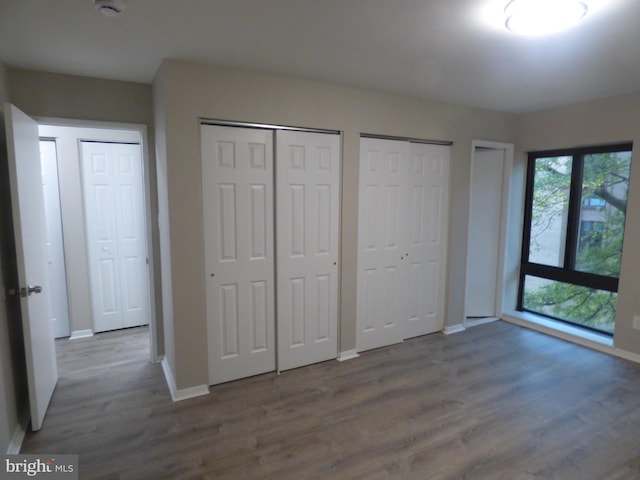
(518, 144, 632, 334)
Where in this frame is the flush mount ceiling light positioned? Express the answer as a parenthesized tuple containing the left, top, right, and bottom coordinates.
(505, 0, 589, 35)
(94, 0, 126, 17)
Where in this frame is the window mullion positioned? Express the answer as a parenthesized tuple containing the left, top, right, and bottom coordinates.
(517, 154, 537, 310)
(564, 154, 584, 270)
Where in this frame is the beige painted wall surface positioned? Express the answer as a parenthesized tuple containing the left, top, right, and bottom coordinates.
(155, 59, 515, 390)
(516, 93, 640, 354)
(8, 69, 153, 126)
(152, 68, 176, 376)
(6, 68, 163, 355)
(0, 61, 28, 453)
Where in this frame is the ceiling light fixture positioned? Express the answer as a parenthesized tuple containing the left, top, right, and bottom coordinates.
(505, 0, 588, 35)
(94, 0, 126, 17)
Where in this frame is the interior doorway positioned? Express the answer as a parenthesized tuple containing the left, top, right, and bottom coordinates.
(464, 141, 514, 328)
(38, 121, 158, 361)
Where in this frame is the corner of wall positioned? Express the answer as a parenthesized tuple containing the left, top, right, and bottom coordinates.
(152, 63, 176, 377)
(0, 61, 9, 104)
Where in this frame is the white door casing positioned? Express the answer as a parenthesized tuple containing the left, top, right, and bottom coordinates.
(276, 130, 340, 372)
(202, 125, 276, 385)
(81, 141, 150, 333)
(356, 137, 450, 352)
(356, 138, 410, 352)
(5, 103, 58, 431)
(40, 140, 71, 338)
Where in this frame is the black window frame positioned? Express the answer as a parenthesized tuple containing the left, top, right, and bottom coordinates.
(517, 142, 632, 331)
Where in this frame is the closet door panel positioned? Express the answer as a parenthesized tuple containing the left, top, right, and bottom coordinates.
(276, 130, 340, 372)
(405, 143, 449, 338)
(356, 138, 410, 352)
(202, 125, 276, 385)
(356, 138, 450, 351)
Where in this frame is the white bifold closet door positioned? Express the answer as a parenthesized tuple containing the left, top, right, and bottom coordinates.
(201, 125, 339, 386)
(202, 126, 276, 386)
(356, 137, 449, 352)
(276, 130, 340, 372)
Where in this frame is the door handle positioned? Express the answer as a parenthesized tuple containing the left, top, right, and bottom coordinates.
(8, 285, 42, 297)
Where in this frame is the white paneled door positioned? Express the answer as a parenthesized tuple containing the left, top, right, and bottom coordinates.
(81, 142, 150, 333)
(5, 103, 57, 431)
(405, 143, 449, 338)
(357, 137, 449, 352)
(201, 125, 340, 385)
(202, 125, 276, 385)
(276, 130, 339, 372)
(356, 138, 410, 351)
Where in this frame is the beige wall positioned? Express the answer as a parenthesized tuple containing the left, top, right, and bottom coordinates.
(8, 69, 153, 126)
(7, 68, 163, 352)
(154, 59, 516, 390)
(153, 67, 176, 376)
(515, 93, 640, 354)
(0, 68, 159, 451)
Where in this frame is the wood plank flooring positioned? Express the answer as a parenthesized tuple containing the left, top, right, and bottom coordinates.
(21, 321, 640, 479)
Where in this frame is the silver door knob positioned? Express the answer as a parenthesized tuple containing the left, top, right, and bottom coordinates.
(27, 285, 43, 295)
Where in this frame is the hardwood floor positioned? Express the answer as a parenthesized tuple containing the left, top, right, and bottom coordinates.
(21, 321, 640, 479)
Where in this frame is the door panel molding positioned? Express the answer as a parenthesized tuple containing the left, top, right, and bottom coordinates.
(276, 130, 340, 372)
(202, 125, 340, 384)
(356, 137, 450, 352)
(5, 103, 58, 431)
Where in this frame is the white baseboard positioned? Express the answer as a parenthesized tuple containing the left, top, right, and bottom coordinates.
(337, 349, 359, 362)
(69, 329, 94, 340)
(611, 347, 640, 364)
(161, 358, 209, 402)
(7, 408, 29, 454)
(443, 324, 466, 335)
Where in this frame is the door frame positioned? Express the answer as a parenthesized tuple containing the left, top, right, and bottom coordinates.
(36, 117, 160, 362)
(464, 140, 514, 326)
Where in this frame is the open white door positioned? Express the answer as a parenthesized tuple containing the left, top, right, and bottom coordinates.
(4, 103, 58, 431)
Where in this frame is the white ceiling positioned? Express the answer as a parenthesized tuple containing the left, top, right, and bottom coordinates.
(1, 0, 639, 113)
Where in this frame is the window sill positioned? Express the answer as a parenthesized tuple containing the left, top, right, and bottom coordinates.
(502, 309, 614, 350)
